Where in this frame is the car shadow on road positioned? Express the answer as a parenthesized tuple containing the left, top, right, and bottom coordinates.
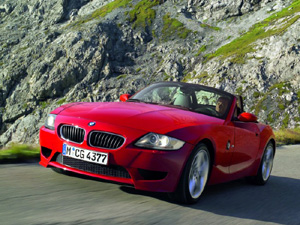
(120, 176, 300, 224)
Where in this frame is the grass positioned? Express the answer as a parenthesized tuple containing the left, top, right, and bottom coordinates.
(274, 127, 300, 146)
(162, 14, 192, 40)
(267, 110, 275, 123)
(0, 144, 39, 163)
(39, 101, 49, 109)
(268, 82, 291, 95)
(164, 73, 171, 81)
(128, 0, 160, 29)
(282, 113, 290, 128)
(254, 94, 267, 115)
(205, 0, 300, 63)
(22, 103, 28, 109)
(236, 86, 243, 95)
(57, 98, 67, 105)
(91, 0, 132, 18)
(200, 23, 221, 31)
(182, 71, 209, 82)
(297, 90, 300, 100)
(67, 0, 132, 28)
(117, 74, 127, 79)
(181, 73, 192, 82)
(195, 45, 207, 56)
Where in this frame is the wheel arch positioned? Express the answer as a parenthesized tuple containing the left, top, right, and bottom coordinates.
(200, 138, 215, 168)
(177, 137, 215, 185)
(269, 138, 276, 155)
(251, 134, 276, 177)
(256, 124, 276, 160)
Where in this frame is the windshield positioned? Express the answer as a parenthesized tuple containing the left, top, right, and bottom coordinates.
(130, 82, 233, 119)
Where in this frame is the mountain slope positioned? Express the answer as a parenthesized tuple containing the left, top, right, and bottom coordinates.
(0, 0, 299, 146)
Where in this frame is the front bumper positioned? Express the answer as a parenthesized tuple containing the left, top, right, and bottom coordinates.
(39, 116, 194, 192)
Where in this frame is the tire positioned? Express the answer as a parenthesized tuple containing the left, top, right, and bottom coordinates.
(169, 143, 211, 204)
(252, 142, 274, 185)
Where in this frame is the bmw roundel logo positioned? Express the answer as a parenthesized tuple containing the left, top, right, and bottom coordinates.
(88, 122, 96, 126)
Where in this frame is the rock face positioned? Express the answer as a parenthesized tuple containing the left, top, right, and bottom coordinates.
(0, 0, 299, 146)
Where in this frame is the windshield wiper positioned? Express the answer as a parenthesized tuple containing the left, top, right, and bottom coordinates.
(126, 99, 143, 102)
(127, 99, 160, 104)
(127, 99, 191, 110)
(163, 104, 193, 111)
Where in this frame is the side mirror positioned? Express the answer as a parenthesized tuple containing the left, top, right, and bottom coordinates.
(120, 94, 131, 102)
(238, 112, 258, 122)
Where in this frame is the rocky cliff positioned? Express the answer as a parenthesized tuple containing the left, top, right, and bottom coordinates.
(0, 0, 299, 146)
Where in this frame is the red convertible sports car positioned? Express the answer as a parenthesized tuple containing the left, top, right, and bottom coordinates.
(40, 82, 275, 204)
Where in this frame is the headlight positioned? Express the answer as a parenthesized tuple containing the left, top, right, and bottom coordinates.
(45, 114, 56, 130)
(135, 133, 185, 150)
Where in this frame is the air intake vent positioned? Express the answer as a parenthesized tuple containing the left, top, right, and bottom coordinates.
(89, 131, 125, 149)
(60, 125, 85, 144)
(62, 156, 131, 179)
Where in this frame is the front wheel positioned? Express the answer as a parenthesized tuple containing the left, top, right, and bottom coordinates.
(169, 143, 210, 204)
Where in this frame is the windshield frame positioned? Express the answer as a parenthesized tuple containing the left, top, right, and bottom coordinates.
(130, 82, 234, 120)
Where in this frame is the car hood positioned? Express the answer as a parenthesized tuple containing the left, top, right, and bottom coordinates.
(57, 102, 223, 133)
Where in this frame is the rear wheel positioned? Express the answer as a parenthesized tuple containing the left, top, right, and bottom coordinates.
(252, 142, 274, 185)
(169, 143, 210, 204)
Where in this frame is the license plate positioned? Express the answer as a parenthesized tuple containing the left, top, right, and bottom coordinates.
(62, 143, 108, 165)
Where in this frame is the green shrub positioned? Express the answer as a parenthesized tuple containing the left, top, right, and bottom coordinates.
(39, 101, 49, 109)
(162, 14, 192, 40)
(278, 104, 285, 110)
(253, 92, 260, 98)
(0, 144, 39, 163)
(128, 0, 160, 29)
(274, 127, 300, 145)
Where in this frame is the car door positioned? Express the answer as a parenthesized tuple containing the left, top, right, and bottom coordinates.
(229, 120, 260, 175)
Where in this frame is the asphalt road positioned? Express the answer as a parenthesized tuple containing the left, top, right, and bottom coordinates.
(0, 145, 299, 225)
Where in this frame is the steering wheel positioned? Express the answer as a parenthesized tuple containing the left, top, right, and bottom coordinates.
(204, 107, 220, 117)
